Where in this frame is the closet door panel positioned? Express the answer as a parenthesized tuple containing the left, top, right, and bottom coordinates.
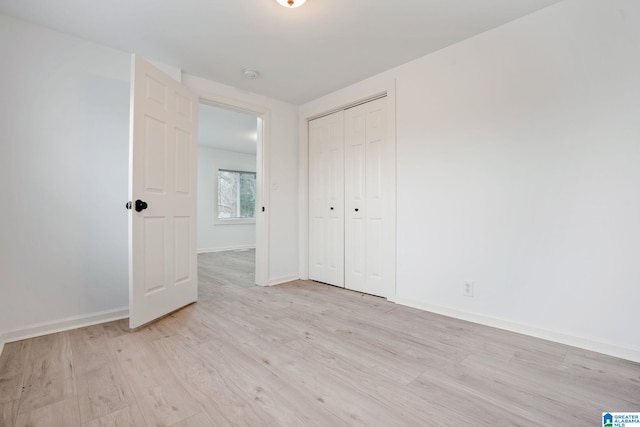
(309, 111, 344, 287)
(309, 138, 325, 278)
(344, 105, 367, 293)
(364, 98, 395, 298)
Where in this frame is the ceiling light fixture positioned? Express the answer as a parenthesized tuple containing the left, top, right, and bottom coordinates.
(241, 68, 260, 80)
(276, 0, 307, 8)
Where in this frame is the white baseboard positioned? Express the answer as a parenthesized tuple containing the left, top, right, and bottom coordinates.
(268, 274, 300, 286)
(395, 297, 640, 364)
(198, 245, 256, 254)
(0, 307, 129, 356)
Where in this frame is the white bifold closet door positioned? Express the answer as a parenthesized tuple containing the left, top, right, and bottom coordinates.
(309, 97, 395, 298)
(344, 97, 395, 298)
(308, 110, 345, 287)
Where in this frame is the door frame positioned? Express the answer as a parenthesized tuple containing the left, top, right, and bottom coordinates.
(196, 91, 271, 286)
(298, 80, 397, 299)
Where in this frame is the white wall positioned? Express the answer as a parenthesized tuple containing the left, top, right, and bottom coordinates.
(197, 147, 257, 252)
(0, 14, 131, 336)
(0, 13, 300, 344)
(300, 0, 640, 361)
(184, 74, 300, 284)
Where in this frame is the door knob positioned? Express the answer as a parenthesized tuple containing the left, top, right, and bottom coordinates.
(355, 208, 359, 212)
(135, 199, 148, 212)
(125, 201, 132, 210)
(330, 207, 334, 210)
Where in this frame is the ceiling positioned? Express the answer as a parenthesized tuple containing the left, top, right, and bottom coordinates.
(0, 0, 562, 105)
(199, 103, 258, 155)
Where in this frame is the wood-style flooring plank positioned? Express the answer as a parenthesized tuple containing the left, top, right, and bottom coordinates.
(155, 335, 274, 426)
(76, 360, 135, 424)
(0, 400, 18, 427)
(257, 335, 434, 426)
(81, 404, 147, 427)
(110, 332, 201, 427)
(14, 399, 80, 427)
(169, 411, 216, 427)
(68, 325, 113, 377)
(16, 332, 75, 415)
(0, 341, 30, 403)
(197, 340, 340, 426)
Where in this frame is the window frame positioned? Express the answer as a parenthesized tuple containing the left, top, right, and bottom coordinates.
(213, 167, 257, 225)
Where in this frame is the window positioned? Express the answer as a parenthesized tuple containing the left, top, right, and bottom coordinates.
(217, 169, 256, 220)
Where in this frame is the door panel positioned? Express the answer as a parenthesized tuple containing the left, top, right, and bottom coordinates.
(350, 217, 365, 276)
(174, 217, 192, 284)
(344, 105, 367, 292)
(144, 117, 167, 192)
(344, 98, 395, 298)
(129, 55, 199, 328)
(174, 129, 192, 194)
(363, 98, 395, 298)
(308, 111, 344, 287)
(143, 217, 165, 294)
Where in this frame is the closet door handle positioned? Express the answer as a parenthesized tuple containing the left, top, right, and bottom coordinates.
(330, 207, 334, 210)
(355, 208, 359, 212)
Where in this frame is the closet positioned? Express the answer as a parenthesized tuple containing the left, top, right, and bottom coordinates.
(308, 97, 395, 299)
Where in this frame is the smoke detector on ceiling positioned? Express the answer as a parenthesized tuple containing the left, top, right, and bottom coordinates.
(241, 68, 260, 80)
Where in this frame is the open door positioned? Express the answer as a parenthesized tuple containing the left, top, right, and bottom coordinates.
(128, 55, 199, 328)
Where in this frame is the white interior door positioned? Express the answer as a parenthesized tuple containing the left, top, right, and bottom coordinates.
(308, 111, 344, 287)
(128, 55, 199, 328)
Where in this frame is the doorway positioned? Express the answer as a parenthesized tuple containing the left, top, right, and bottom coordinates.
(128, 57, 270, 328)
(197, 100, 266, 286)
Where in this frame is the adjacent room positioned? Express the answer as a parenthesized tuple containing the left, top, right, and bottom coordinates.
(0, 0, 638, 425)
(197, 102, 260, 289)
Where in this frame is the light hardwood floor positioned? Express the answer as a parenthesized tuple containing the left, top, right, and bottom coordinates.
(1, 249, 639, 426)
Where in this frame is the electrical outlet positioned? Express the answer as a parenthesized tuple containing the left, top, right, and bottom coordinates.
(463, 282, 474, 297)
